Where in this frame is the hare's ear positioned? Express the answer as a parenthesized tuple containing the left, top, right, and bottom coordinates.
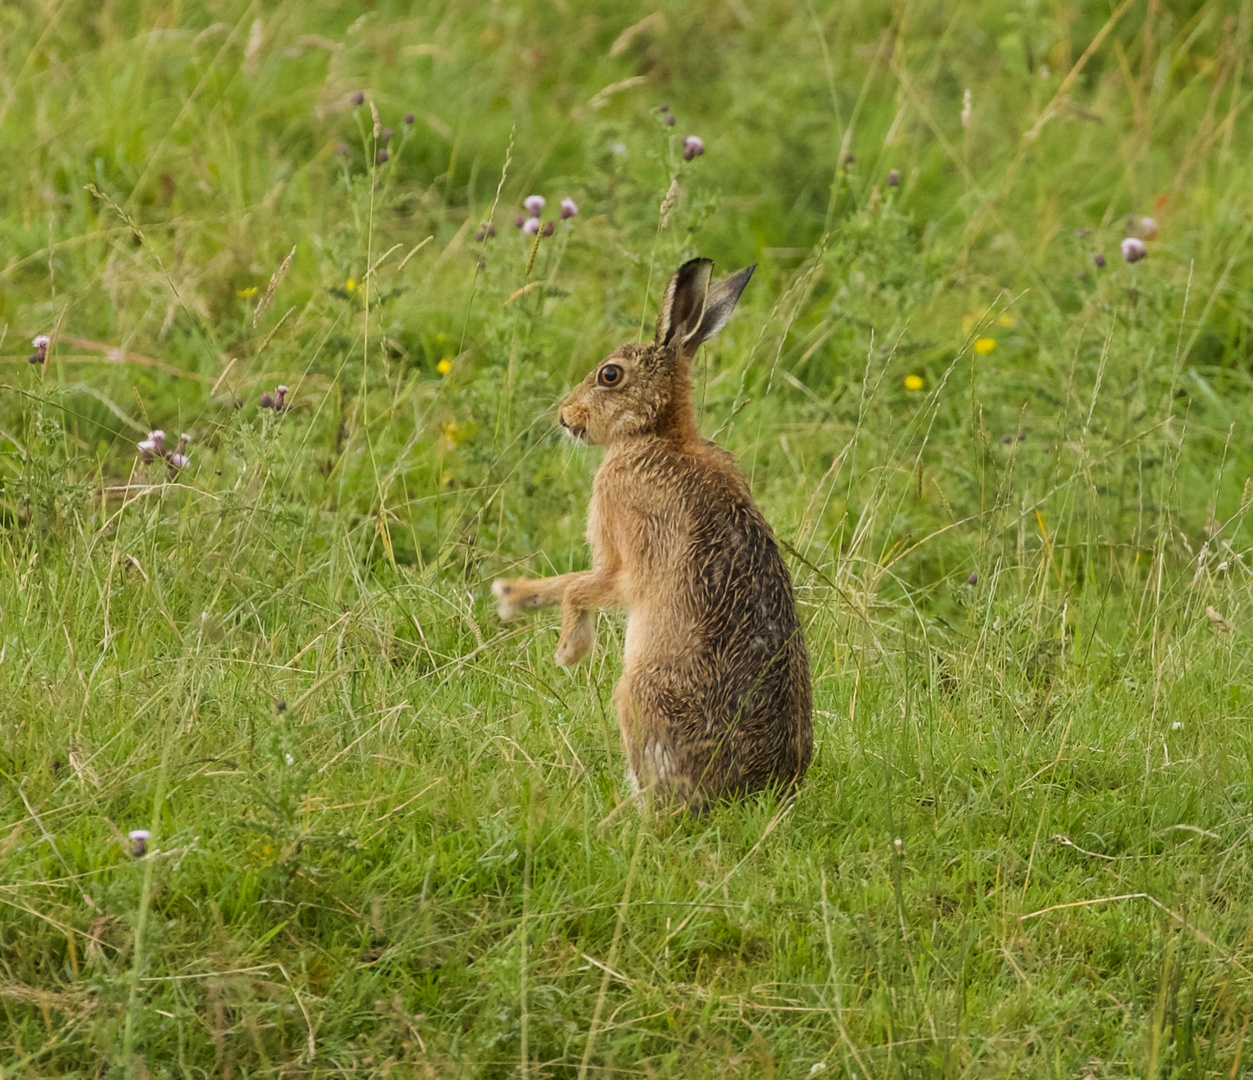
(680, 264, 756, 353)
(655, 258, 713, 348)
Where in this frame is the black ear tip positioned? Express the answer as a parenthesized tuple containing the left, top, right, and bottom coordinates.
(744, 263, 758, 280)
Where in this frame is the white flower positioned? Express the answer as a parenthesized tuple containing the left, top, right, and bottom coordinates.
(1171, 721, 1183, 731)
(285, 752, 295, 766)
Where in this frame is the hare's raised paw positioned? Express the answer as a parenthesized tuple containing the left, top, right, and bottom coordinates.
(492, 578, 524, 620)
(554, 612, 595, 668)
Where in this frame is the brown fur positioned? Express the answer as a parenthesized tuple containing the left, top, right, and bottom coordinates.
(493, 258, 812, 808)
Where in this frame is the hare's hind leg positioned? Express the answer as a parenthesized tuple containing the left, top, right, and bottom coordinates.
(614, 676, 643, 795)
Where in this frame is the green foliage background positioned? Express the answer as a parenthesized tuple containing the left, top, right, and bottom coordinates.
(0, 0, 1249, 1076)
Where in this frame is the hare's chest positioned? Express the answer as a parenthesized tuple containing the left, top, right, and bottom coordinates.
(589, 463, 685, 578)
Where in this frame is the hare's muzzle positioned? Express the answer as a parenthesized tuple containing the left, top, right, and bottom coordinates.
(558, 414, 587, 442)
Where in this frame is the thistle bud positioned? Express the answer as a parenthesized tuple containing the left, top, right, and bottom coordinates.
(1121, 237, 1147, 263)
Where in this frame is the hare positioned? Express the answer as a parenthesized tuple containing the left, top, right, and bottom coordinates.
(493, 258, 812, 808)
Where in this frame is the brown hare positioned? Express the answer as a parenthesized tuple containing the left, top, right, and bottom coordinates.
(493, 258, 812, 809)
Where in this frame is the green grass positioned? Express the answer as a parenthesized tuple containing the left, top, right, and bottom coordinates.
(1, 0, 1251, 1076)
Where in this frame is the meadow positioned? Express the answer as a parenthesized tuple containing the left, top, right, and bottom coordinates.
(0, 0, 1250, 1076)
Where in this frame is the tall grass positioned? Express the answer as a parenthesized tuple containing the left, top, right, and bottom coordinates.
(0, 1, 1250, 1076)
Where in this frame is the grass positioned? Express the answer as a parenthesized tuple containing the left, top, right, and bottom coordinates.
(1, 0, 1250, 1076)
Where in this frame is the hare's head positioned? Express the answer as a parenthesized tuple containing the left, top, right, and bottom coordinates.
(558, 258, 755, 446)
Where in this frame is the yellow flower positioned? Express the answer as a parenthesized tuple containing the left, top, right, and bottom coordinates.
(974, 337, 997, 355)
(345, 278, 357, 293)
(436, 358, 452, 375)
(236, 286, 258, 297)
(995, 313, 1014, 328)
(904, 374, 924, 392)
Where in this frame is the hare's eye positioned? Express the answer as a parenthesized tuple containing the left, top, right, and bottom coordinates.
(597, 364, 624, 387)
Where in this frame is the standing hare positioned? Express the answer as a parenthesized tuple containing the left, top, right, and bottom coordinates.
(493, 258, 812, 808)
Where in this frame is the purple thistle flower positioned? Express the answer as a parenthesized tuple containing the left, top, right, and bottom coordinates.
(682, 135, 704, 161)
(523, 194, 546, 215)
(376, 148, 389, 164)
(522, 217, 541, 235)
(351, 91, 365, 106)
(1121, 237, 1147, 263)
(1093, 253, 1106, 269)
(29, 334, 49, 364)
(560, 197, 578, 219)
(259, 391, 275, 409)
(138, 430, 166, 463)
(886, 169, 900, 187)
(129, 830, 150, 858)
(275, 386, 289, 410)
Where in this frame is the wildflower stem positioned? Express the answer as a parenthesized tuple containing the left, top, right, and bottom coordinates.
(121, 735, 174, 1069)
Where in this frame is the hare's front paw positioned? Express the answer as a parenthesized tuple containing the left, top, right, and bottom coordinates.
(492, 578, 522, 620)
(554, 613, 594, 668)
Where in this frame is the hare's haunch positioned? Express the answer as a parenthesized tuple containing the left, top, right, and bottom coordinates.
(493, 258, 813, 809)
